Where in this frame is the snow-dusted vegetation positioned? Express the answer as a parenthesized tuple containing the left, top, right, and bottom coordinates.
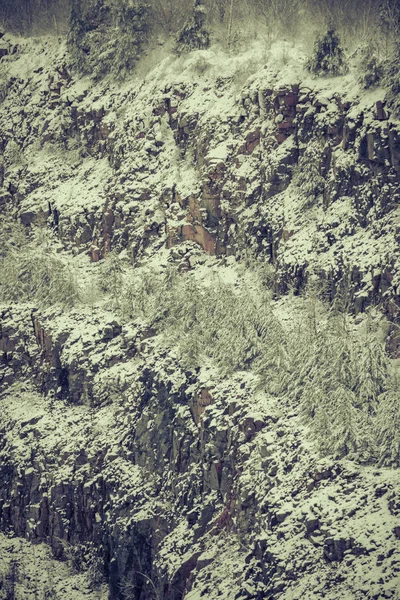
(1, 0, 400, 598)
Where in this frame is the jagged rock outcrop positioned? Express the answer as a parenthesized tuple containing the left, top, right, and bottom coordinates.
(1, 36, 400, 600)
(1, 305, 400, 599)
(1, 39, 399, 322)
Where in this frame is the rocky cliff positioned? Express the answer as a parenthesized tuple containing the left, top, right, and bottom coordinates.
(1, 34, 400, 600)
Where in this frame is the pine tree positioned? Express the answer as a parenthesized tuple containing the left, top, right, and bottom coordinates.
(110, 0, 152, 80)
(355, 328, 388, 414)
(356, 410, 377, 464)
(175, 0, 210, 54)
(376, 372, 400, 467)
(67, 0, 88, 72)
(327, 385, 358, 458)
(256, 316, 290, 395)
(5, 560, 19, 600)
(67, 0, 151, 79)
(300, 375, 325, 422)
(306, 26, 348, 77)
(357, 43, 384, 89)
(382, 41, 400, 116)
(312, 403, 333, 455)
(298, 313, 362, 457)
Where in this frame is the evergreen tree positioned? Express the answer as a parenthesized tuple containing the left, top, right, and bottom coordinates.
(4, 560, 19, 600)
(297, 313, 363, 457)
(357, 43, 384, 89)
(300, 375, 325, 422)
(255, 316, 290, 395)
(306, 26, 348, 77)
(355, 327, 388, 414)
(109, 0, 152, 80)
(67, 0, 88, 71)
(175, 0, 210, 54)
(356, 411, 377, 464)
(312, 403, 332, 454)
(382, 41, 400, 116)
(376, 372, 400, 467)
(67, 0, 151, 79)
(327, 385, 358, 457)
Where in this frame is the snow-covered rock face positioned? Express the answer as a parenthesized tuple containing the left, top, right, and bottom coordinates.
(1, 305, 400, 599)
(1, 37, 400, 315)
(1, 36, 400, 600)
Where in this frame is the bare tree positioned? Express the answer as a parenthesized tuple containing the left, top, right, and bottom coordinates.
(251, 0, 301, 39)
(0, 0, 68, 34)
(149, 0, 189, 34)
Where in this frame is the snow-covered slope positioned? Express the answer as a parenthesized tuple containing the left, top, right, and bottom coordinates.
(1, 34, 399, 311)
(0, 33, 400, 599)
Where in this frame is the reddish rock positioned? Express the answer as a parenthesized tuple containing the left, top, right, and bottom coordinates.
(341, 124, 350, 150)
(190, 388, 214, 425)
(327, 123, 344, 145)
(276, 132, 288, 144)
(311, 467, 333, 482)
(282, 229, 294, 242)
(245, 129, 261, 154)
(320, 147, 332, 177)
(32, 318, 54, 364)
(165, 224, 179, 249)
(276, 117, 295, 143)
(90, 243, 100, 262)
(187, 197, 202, 222)
(239, 416, 266, 441)
(278, 119, 294, 131)
(283, 92, 298, 107)
(101, 207, 115, 257)
(207, 163, 226, 183)
(99, 122, 111, 140)
(202, 193, 221, 220)
(92, 106, 105, 121)
(0, 335, 15, 356)
(153, 104, 167, 117)
(181, 224, 216, 255)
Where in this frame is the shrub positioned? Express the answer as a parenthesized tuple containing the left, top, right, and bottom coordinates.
(306, 26, 348, 77)
(0, 215, 80, 308)
(156, 275, 278, 375)
(101, 262, 277, 376)
(61, 540, 104, 586)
